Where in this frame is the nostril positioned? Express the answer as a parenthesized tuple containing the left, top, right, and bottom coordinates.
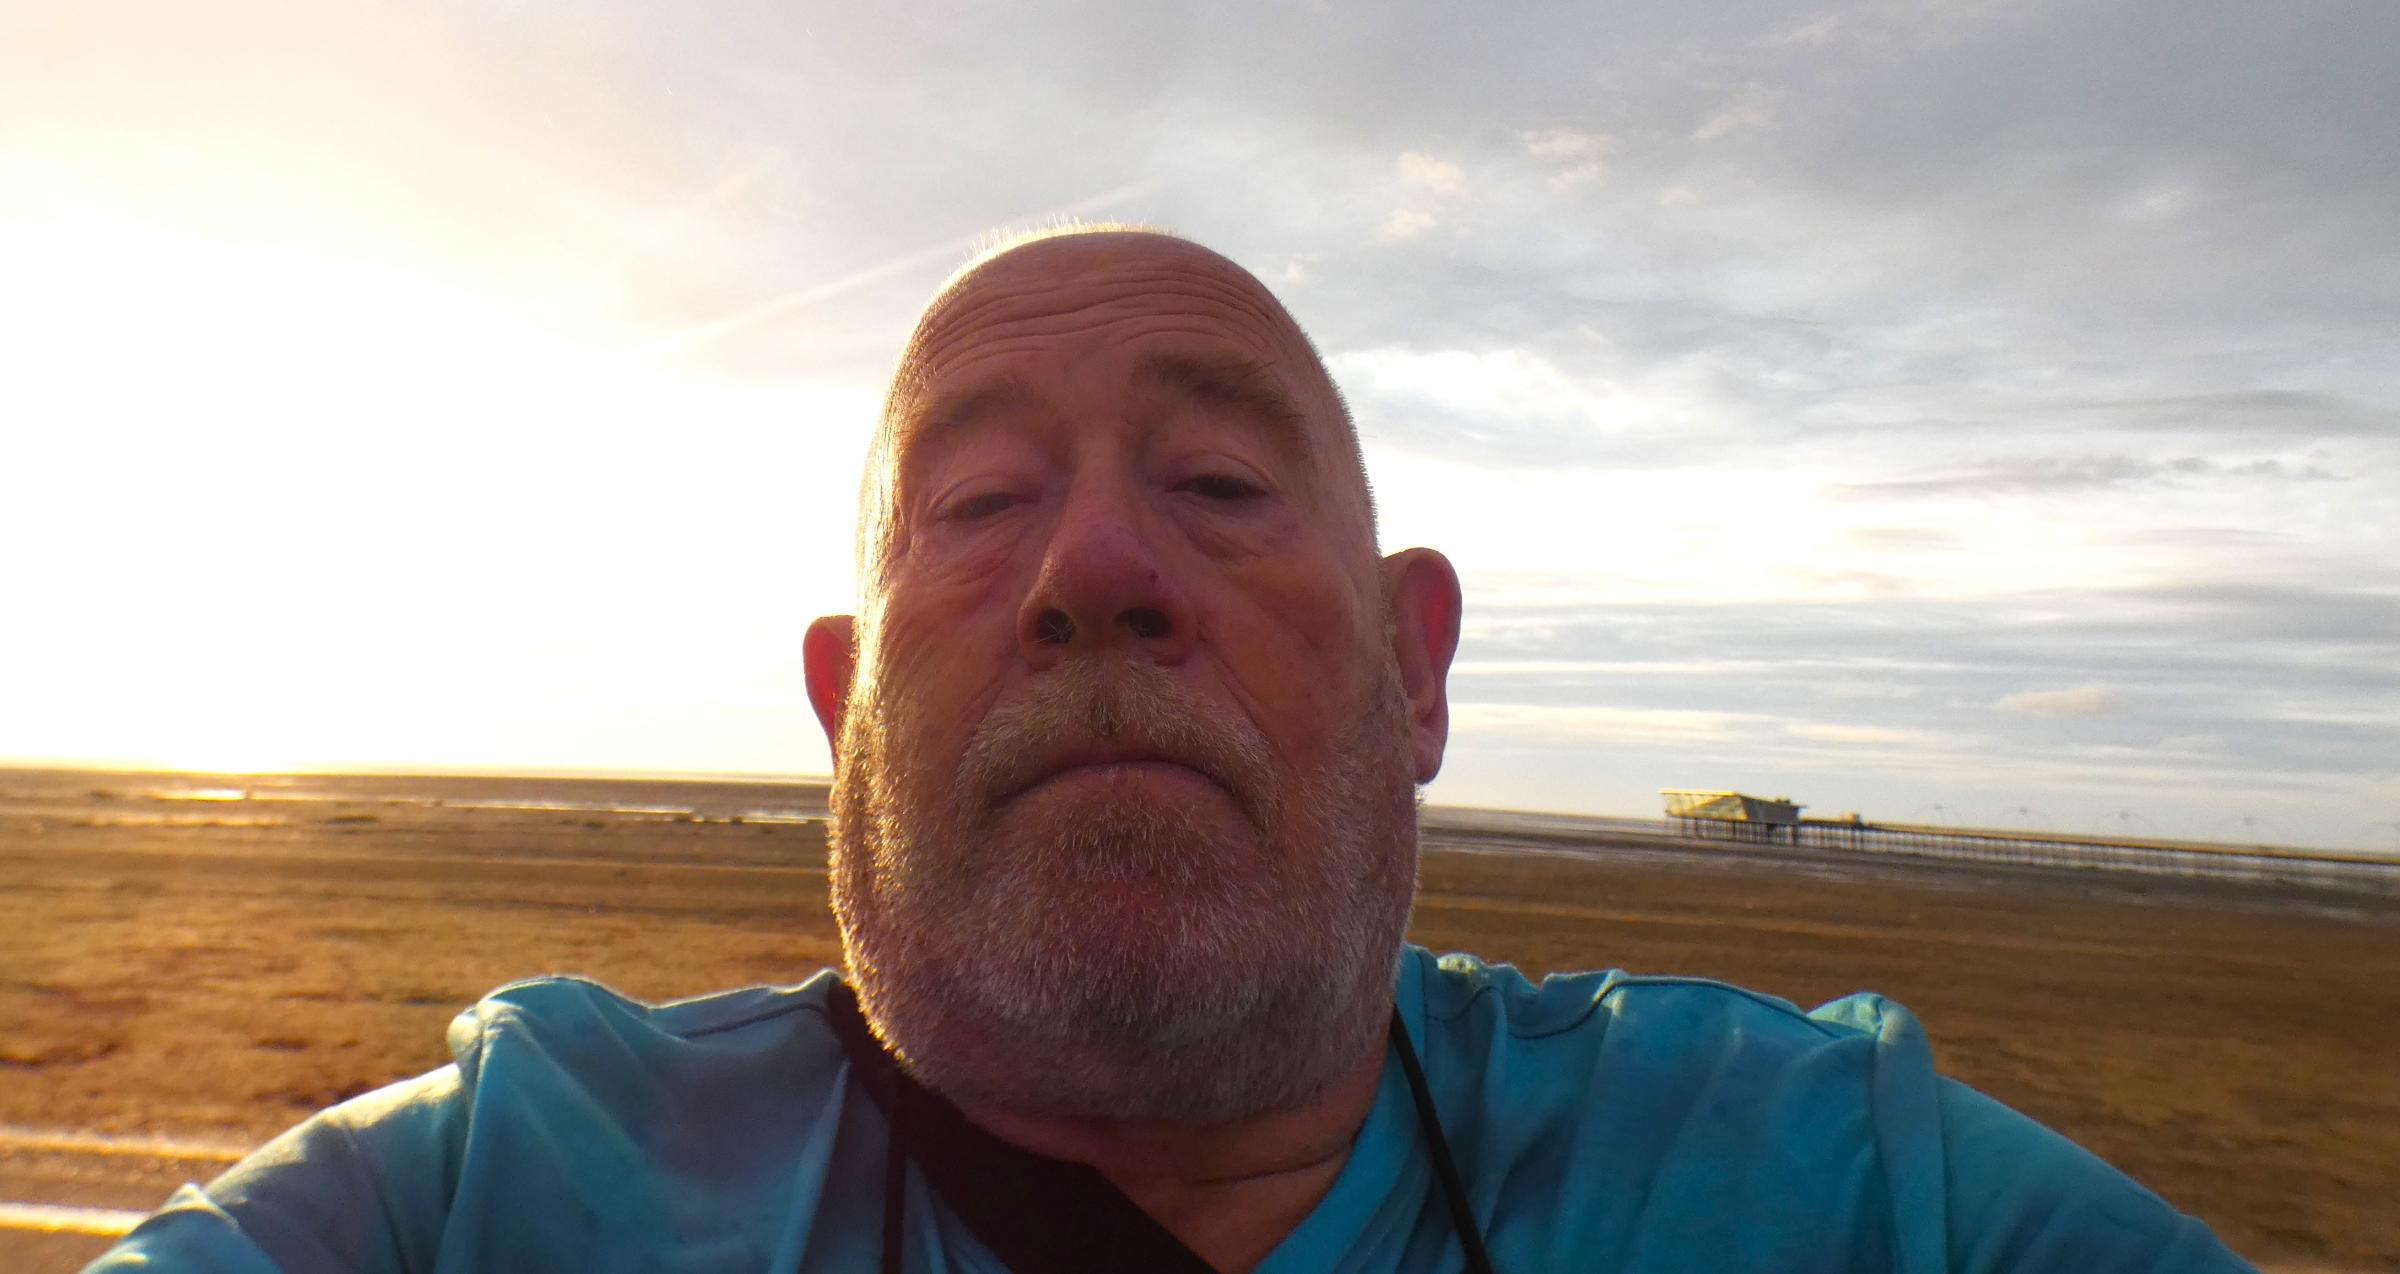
(1121, 607, 1171, 640)
(1035, 610, 1077, 645)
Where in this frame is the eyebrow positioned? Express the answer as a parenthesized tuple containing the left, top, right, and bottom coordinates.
(900, 372, 1041, 438)
(1132, 352, 1315, 457)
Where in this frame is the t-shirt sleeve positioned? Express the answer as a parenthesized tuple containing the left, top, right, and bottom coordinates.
(81, 1066, 467, 1274)
(1936, 1080, 2258, 1274)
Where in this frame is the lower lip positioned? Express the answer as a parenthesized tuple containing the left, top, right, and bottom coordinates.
(1019, 761, 1223, 799)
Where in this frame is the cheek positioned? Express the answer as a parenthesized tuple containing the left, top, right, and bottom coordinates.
(871, 573, 1020, 741)
(1213, 555, 1376, 759)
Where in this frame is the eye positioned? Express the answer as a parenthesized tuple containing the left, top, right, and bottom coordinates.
(946, 490, 1024, 522)
(1176, 472, 1266, 502)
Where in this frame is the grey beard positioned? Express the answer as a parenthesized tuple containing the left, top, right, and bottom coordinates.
(829, 656, 1420, 1123)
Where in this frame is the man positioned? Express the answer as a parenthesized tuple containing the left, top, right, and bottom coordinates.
(91, 228, 2254, 1272)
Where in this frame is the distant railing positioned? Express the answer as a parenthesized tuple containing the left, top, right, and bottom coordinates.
(1667, 814, 2400, 893)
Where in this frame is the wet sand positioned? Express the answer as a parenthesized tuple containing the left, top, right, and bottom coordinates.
(3, 770, 2395, 1271)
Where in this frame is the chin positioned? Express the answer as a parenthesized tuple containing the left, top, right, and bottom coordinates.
(979, 803, 1277, 979)
(988, 783, 1265, 893)
(831, 659, 1421, 1123)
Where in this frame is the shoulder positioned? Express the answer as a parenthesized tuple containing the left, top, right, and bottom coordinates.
(437, 971, 856, 1178)
(443, 971, 846, 1080)
(1407, 949, 2251, 1273)
(1417, 946, 1914, 1062)
(92, 974, 860, 1273)
(1402, 950, 1928, 1266)
(1412, 947, 1930, 1168)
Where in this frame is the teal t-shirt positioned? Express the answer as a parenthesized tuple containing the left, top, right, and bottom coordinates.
(89, 947, 2253, 1272)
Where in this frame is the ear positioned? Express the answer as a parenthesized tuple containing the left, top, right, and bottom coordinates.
(1380, 548, 1462, 784)
(804, 614, 857, 769)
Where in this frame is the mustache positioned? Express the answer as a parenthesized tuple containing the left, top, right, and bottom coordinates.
(956, 660, 1277, 829)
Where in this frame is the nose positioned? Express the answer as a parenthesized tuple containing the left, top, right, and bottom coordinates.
(1017, 479, 1196, 670)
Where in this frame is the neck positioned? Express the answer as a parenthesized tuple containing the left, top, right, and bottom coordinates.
(952, 1039, 1387, 1273)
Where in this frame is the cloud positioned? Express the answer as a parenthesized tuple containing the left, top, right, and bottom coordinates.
(1455, 577, 2399, 768)
(1825, 455, 2343, 500)
(1769, 14, 1843, 47)
(1378, 208, 1437, 242)
(1397, 151, 1466, 196)
(12, 0, 2397, 847)
(2076, 390, 2397, 438)
(1785, 722, 1937, 745)
(1450, 702, 1758, 744)
(2117, 527, 2284, 549)
(1846, 526, 1962, 550)
(2137, 583, 2400, 646)
(1692, 92, 1772, 142)
(1521, 128, 1613, 190)
(1996, 687, 2122, 717)
(1523, 129, 1610, 162)
(1331, 345, 1677, 466)
(1548, 164, 1604, 192)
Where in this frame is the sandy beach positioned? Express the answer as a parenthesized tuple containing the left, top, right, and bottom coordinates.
(3, 769, 2394, 1271)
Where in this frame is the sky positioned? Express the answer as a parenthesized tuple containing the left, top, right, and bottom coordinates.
(3, 1, 2395, 850)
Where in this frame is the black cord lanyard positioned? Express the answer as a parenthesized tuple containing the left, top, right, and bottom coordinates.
(848, 993, 1497, 1273)
(1390, 1009, 1499, 1274)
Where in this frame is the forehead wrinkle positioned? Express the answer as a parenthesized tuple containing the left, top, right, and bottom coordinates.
(896, 290, 1322, 455)
(917, 264, 1297, 362)
(894, 351, 1314, 474)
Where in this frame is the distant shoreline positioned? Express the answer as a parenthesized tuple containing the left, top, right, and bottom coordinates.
(0, 760, 834, 786)
(4, 763, 2393, 866)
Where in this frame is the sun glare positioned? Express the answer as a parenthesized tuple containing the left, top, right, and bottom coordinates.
(2, 203, 866, 777)
(148, 743, 321, 779)
(3, 209, 582, 440)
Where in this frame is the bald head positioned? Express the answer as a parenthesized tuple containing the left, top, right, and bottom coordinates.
(855, 228, 1376, 594)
